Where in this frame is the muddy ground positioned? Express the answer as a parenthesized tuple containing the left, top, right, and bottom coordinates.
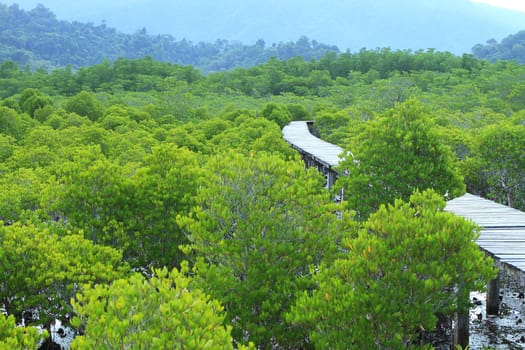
(469, 270, 525, 349)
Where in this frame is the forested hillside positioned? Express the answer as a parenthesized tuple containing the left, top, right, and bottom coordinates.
(0, 3, 339, 72)
(473, 30, 525, 63)
(2, 48, 524, 348)
(9, 0, 525, 55)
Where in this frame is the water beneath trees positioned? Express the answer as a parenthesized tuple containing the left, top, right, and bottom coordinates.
(470, 278, 525, 349)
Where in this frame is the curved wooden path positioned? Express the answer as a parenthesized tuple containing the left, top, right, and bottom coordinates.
(282, 121, 525, 275)
(282, 120, 525, 346)
(282, 121, 343, 189)
(282, 121, 343, 167)
(283, 121, 525, 346)
(283, 121, 525, 272)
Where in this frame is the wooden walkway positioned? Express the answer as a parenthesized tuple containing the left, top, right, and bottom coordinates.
(282, 121, 525, 275)
(445, 193, 525, 273)
(282, 121, 343, 167)
(282, 121, 525, 345)
(283, 121, 525, 344)
(282, 121, 343, 189)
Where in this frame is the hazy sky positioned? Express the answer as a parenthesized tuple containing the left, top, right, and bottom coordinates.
(472, 0, 525, 13)
(9, 0, 525, 14)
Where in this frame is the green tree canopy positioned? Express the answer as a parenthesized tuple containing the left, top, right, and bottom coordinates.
(466, 122, 525, 210)
(179, 152, 346, 348)
(0, 313, 45, 350)
(48, 156, 132, 246)
(0, 223, 128, 328)
(46, 144, 202, 269)
(17, 88, 53, 118)
(127, 144, 203, 268)
(71, 265, 237, 350)
(208, 116, 296, 158)
(289, 190, 496, 349)
(260, 102, 292, 128)
(63, 91, 104, 121)
(0, 106, 36, 140)
(337, 99, 465, 219)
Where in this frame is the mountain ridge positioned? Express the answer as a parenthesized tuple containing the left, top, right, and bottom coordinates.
(0, 3, 340, 72)
(5, 0, 525, 54)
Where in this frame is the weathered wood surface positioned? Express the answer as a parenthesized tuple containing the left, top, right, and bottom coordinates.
(445, 193, 525, 272)
(282, 121, 343, 167)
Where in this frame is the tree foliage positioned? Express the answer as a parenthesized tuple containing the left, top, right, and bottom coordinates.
(0, 4, 339, 73)
(465, 121, 525, 209)
(0, 41, 523, 348)
(337, 99, 465, 219)
(289, 190, 496, 349)
(0, 313, 45, 350)
(63, 91, 104, 121)
(0, 106, 37, 139)
(70, 265, 237, 350)
(260, 102, 292, 128)
(46, 145, 202, 269)
(18, 88, 53, 118)
(179, 152, 346, 348)
(0, 223, 128, 328)
(472, 30, 525, 64)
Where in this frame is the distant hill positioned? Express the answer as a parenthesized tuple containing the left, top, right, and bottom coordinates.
(472, 30, 525, 63)
(0, 3, 339, 72)
(6, 0, 525, 55)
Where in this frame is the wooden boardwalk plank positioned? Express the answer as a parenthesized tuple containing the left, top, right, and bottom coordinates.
(282, 121, 343, 167)
(446, 193, 525, 273)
